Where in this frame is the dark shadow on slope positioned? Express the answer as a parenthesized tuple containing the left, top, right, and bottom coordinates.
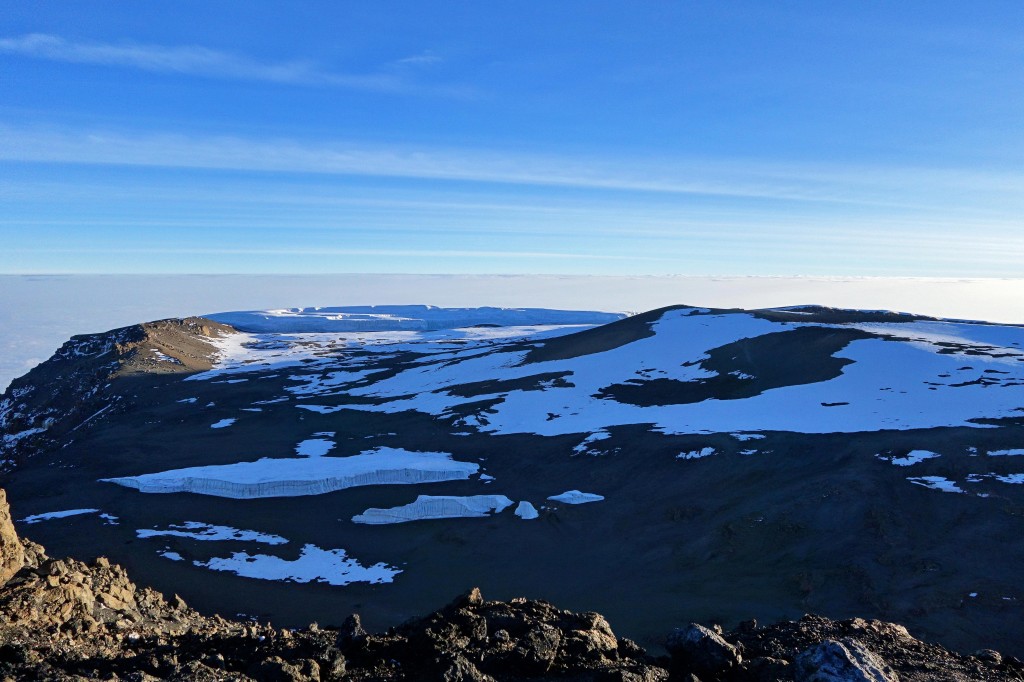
(752, 306, 930, 324)
(0, 318, 233, 470)
(447, 371, 575, 398)
(520, 305, 694, 365)
(597, 326, 874, 406)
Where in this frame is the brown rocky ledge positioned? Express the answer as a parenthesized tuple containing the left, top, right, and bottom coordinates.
(1, 489, 1021, 681)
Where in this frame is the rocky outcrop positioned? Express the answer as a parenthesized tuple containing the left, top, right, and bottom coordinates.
(0, 490, 23, 585)
(666, 623, 743, 677)
(1, 488, 1022, 681)
(0, 317, 232, 470)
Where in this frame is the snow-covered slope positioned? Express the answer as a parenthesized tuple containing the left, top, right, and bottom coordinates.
(5, 303, 1024, 656)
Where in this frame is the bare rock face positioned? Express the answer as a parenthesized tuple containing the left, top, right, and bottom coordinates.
(795, 639, 900, 681)
(666, 622, 743, 676)
(0, 317, 233, 470)
(0, 489, 24, 585)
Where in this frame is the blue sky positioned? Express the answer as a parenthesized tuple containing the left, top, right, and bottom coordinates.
(1, 2, 1022, 276)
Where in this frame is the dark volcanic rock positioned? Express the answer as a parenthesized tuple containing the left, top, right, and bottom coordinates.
(666, 623, 742, 676)
(0, 316, 232, 470)
(1, 489, 1022, 681)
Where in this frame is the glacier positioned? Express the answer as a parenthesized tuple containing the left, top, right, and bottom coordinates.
(351, 494, 514, 524)
(101, 447, 480, 499)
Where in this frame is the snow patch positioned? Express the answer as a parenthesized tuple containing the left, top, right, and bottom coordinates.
(878, 450, 940, 466)
(20, 508, 99, 524)
(907, 476, 965, 493)
(137, 521, 287, 545)
(295, 438, 335, 457)
(573, 431, 611, 455)
(211, 418, 236, 429)
(515, 501, 539, 519)
(195, 544, 399, 585)
(547, 490, 605, 505)
(678, 447, 716, 460)
(351, 494, 513, 524)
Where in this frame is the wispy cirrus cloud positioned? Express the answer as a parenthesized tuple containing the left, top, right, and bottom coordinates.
(2, 123, 1023, 213)
(0, 33, 455, 95)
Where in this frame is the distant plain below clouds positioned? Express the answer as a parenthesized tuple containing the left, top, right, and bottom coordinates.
(1, 274, 1023, 392)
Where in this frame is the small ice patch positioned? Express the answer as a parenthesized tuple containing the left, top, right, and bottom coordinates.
(969, 592, 978, 598)
(573, 431, 611, 455)
(879, 450, 940, 466)
(195, 543, 399, 585)
(479, 473, 495, 481)
(732, 432, 766, 441)
(989, 449, 1024, 456)
(151, 350, 182, 365)
(160, 550, 184, 562)
(296, 405, 346, 414)
(515, 501, 539, 519)
(352, 495, 513, 524)
(137, 521, 287, 545)
(177, 397, 198, 404)
(966, 473, 1024, 485)
(907, 476, 965, 493)
(211, 418, 236, 429)
(677, 447, 715, 460)
(547, 490, 604, 505)
(20, 509, 99, 524)
(295, 438, 335, 457)
(99, 513, 119, 526)
(240, 408, 263, 413)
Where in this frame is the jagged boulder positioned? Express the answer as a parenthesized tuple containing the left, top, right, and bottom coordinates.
(794, 638, 899, 681)
(0, 490, 23, 585)
(666, 622, 743, 677)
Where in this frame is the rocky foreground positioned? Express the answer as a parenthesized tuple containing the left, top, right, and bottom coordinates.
(1, 494, 1022, 681)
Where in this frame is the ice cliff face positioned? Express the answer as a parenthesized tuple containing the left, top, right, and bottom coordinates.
(351, 494, 515, 524)
(101, 448, 481, 499)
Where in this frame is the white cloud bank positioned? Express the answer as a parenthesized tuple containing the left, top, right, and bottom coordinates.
(3, 124, 1022, 210)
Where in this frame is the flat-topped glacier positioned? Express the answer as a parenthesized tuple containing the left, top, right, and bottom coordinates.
(207, 305, 626, 333)
(101, 447, 480, 499)
(351, 494, 514, 524)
